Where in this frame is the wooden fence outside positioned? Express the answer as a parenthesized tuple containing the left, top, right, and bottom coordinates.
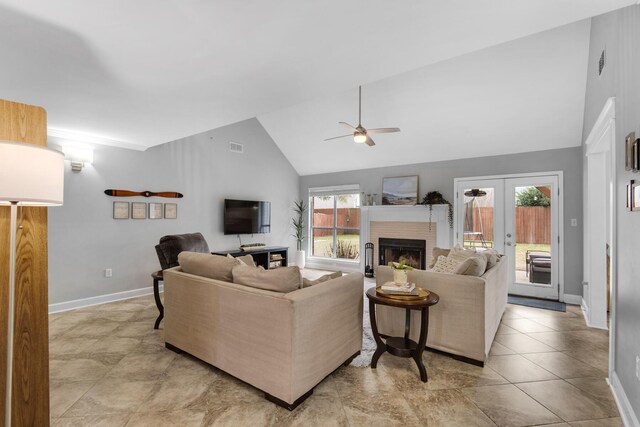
(466, 206, 550, 244)
(312, 208, 360, 237)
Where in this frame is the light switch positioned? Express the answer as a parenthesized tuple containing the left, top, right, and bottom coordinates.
(570, 218, 578, 227)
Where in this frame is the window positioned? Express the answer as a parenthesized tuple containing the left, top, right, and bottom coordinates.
(309, 185, 361, 261)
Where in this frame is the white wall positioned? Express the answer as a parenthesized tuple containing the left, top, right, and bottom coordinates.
(583, 5, 640, 424)
(48, 118, 299, 305)
(300, 147, 584, 296)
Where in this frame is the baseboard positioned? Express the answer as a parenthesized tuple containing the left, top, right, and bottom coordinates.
(48, 285, 164, 314)
(563, 293, 582, 305)
(609, 371, 640, 427)
(579, 297, 591, 326)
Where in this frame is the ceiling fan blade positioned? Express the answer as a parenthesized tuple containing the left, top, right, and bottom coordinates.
(365, 135, 376, 147)
(339, 121, 356, 130)
(324, 134, 352, 141)
(366, 127, 401, 134)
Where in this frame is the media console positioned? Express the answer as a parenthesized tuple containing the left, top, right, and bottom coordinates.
(212, 246, 288, 270)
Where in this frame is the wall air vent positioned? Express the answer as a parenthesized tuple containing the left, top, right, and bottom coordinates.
(229, 141, 244, 154)
(598, 49, 606, 77)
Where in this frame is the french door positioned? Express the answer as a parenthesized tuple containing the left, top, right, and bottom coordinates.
(454, 174, 561, 300)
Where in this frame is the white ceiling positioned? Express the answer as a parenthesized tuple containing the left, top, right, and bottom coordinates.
(0, 1, 633, 170)
(259, 19, 592, 175)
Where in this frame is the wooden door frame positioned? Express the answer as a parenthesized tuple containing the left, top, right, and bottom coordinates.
(583, 98, 616, 375)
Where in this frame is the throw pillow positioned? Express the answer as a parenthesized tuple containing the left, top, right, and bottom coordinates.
(227, 253, 245, 265)
(447, 244, 477, 263)
(302, 271, 342, 288)
(232, 265, 302, 293)
(454, 255, 488, 276)
(431, 255, 460, 274)
(179, 252, 238, 282)
(478, 248, 499, 270)
(429, 247, 451, 269)
(238, 254, 256, 267)
(226, 253, 256, 267)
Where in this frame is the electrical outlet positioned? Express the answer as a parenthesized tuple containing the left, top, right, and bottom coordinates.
(105, 268, 112, 278)
(570, 218, 578, 227)
(636, 355, 640, 381)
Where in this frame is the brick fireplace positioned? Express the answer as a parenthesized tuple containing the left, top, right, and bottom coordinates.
(369, 221, 437, 270)
(379, 237, 426, 269)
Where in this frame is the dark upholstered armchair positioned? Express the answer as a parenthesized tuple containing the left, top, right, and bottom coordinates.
(152, 232, 210, 329)
(155, 232, 210, 270)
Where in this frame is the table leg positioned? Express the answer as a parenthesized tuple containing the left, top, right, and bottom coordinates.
(404, 307, 411, 340)
(413, 307, 430, 382)
(153, 277, 164, 330)
(369, 299, 386, 369)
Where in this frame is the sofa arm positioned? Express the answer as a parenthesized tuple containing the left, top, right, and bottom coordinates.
(285, 273, 364, 402)
(375, 266, 488, 362)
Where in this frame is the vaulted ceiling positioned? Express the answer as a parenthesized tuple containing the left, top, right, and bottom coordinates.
(0, 0, 633, 174)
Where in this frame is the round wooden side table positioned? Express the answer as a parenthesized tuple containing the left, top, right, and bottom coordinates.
(366, 287, 439, 382)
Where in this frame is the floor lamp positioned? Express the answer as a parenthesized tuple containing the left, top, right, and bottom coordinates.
(0, 141, 64, 426)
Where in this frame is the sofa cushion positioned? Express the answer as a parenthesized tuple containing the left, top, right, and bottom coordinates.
(431, 255, 460, 274)
(447, 244, 477, 263)
(232, 265, 302, 293)
(454, 255, 487, 276)
(302, 271, 342, 288)
(429, 247, 451, 269)
(179, 252, 238, 282)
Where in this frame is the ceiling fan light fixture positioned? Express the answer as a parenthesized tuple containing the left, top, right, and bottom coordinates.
(354, 132, 367, 143)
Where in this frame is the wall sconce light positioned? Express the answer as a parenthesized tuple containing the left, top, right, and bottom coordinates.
(62, 146, 94, 171)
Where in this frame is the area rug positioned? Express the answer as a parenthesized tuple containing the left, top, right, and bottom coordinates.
(349, 287, 377, 368)
(508, 295, 566, 312)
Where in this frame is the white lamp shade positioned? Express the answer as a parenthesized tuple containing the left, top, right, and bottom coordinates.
(0, 140, 64, 206)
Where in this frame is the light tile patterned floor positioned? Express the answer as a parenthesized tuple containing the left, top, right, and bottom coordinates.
(49, 283, 621, 426)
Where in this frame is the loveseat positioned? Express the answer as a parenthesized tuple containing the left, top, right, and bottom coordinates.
(163, 260, 364, 409)
(375, 254, 507, 365)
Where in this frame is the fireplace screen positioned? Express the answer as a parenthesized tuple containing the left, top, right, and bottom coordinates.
(379, 238, 426, 270)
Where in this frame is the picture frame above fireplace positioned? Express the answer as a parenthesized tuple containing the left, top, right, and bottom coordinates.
(382, 175, 418, 205)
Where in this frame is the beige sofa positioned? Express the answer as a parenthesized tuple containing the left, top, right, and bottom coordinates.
(375, 256, 507, 365)
(163, 267, 364, 409)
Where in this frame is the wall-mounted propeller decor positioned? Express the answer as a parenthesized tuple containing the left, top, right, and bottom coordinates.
(104, 189, 183, 198)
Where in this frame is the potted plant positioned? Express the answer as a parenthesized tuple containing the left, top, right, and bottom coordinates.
(291, 199, 307, 268)
(391, 260, 413, 284)
(420, 191, 454, 229)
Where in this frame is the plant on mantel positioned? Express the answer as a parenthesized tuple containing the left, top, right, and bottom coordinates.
(420, 191, 454, 229)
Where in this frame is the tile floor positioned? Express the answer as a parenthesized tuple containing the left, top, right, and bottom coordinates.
(49, 283, 621, 426)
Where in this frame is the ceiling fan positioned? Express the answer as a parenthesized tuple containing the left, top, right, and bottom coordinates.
(324, 85, 400, 147)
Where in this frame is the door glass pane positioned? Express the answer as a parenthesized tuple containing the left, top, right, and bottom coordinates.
(514, 185, 552, 285)
(463, 188, 494, 249)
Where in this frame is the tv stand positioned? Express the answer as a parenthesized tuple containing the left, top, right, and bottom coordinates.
(212, 246, 288, 270)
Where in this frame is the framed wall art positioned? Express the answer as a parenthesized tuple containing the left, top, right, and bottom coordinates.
(627, 180, 635, 211)
(633, 180, 640, 212)
(625, 132, 635, 171)
(382, 175, 419, 205)
(149, 203, 163, 219)
(113, 201, 130, 219)
(131, 202, 147, 219)
(164, 203, 177, 219)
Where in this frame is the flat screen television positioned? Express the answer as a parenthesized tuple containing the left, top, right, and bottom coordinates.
(224, 199, 271, 235)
